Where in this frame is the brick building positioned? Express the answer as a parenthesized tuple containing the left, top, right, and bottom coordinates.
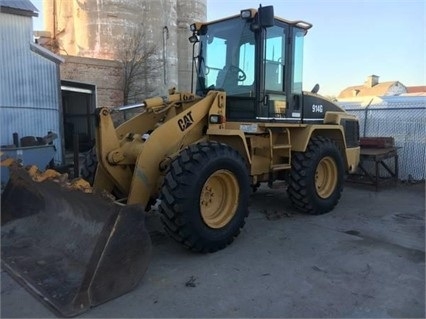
(58, 56, 125, 152)
(60, 56, 123, 108)
(36, 0, 207, 155)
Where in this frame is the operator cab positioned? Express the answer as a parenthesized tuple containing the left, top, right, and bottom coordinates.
(189, 5, 312, 122)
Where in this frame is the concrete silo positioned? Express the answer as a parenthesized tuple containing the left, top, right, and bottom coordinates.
(44, 0, 206, 96)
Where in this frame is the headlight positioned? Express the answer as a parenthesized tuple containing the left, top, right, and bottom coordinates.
(240, 9, 253, 19)
(188, 34, 199, 43)
(209, 114, 225, 124)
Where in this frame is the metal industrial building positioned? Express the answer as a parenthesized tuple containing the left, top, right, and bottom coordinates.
(0, 0, 64, 165)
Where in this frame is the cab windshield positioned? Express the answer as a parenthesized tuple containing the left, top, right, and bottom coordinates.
(196, 17, 255, 97)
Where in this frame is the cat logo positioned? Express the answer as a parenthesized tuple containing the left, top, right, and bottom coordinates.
(177, 111, 194, 132)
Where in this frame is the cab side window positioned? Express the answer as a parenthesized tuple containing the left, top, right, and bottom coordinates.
(264, 26, 285, 92)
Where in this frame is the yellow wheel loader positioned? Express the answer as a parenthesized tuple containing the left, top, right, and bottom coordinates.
(1, 5, 360, 317)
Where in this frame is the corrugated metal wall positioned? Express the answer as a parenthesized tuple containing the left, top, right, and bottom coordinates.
(0, 12, 63, 164)
(339, 96, 426, 181)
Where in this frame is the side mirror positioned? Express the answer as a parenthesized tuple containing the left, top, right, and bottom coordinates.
(259, 5, 274, 28)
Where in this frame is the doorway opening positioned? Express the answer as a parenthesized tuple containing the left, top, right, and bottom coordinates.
(61, 80, 96, 152)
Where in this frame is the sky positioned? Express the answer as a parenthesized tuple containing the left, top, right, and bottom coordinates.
(31, 0, 425, 96)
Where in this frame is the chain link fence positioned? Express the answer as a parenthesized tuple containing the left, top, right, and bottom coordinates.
(339, 96, 426, 181)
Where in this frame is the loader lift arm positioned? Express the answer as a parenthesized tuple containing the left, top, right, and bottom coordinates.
(94, 91, 225, 207)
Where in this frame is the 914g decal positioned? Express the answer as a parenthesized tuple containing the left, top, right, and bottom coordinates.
(312, 104, 323, 113)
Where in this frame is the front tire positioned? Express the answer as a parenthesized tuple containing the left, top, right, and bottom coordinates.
(288, 136, 344, 214)
(159, 141, 250, 253)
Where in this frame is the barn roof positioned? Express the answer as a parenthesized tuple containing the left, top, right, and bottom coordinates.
(338, 81, 402, 98)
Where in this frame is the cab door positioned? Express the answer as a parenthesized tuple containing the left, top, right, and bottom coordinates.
(259, 23, 288, 119)
(259, 23, 306, 122)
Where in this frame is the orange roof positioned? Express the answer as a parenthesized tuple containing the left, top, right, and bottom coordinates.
(407, 86, 426, 93)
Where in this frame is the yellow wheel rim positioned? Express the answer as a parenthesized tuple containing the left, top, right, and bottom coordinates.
(200, 169, 239, 229)
(315, 156, 338, 199)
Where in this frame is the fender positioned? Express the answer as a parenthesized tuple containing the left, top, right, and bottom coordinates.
(290, 124, 360, 172)
(206, 128, 251, 165)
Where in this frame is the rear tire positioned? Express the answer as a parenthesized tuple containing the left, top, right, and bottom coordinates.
(80, 147, 97, 185)
(159, 141, 250, 253)
(288, 136, 344, 214)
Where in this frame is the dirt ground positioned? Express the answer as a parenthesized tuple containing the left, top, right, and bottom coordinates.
(1, 181, 425, 318)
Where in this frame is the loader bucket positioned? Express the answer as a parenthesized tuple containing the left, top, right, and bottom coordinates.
(1, 167, 152, 317)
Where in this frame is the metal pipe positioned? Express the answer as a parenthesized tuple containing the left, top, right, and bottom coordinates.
(191, 42, 197, 93)
(113, 103, 146, 112)
(345, 107, 426, 112)
(163, 26, 169, 85)
(363, 98, 373, 137)
(53, 0, 56, 40)
(0, 106, 60, 111)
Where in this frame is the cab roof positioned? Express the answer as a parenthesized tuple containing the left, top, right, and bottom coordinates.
(196, 9, 312, 31)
